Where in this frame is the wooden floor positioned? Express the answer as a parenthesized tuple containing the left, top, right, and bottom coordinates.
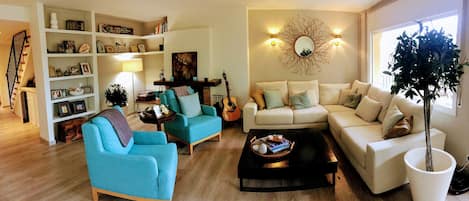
(0, 108, 467, 201)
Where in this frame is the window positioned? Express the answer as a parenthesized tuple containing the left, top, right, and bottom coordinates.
(370, 14, 459, 113)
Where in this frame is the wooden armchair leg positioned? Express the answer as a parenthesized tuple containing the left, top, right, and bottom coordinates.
(91, 187, 99, 201)
(188, 144, 193, 155)
(217, 133, 222, 141)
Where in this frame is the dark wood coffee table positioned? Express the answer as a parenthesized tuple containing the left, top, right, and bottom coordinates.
(237, 128, 338, 192)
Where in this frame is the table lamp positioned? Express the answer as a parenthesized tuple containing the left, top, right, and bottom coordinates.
(122, 58, 143, 112)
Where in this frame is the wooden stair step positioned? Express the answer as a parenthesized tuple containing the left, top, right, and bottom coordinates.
(24, 44, 30, 48)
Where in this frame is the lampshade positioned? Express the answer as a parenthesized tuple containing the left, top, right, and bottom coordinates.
(122, 58, 143, 72)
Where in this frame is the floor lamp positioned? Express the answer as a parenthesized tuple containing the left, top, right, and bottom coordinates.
(122, 58, 143, 113)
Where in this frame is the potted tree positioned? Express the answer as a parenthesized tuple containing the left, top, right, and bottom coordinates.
(104, 84, 128, 107)
(385, 23, 468, 201)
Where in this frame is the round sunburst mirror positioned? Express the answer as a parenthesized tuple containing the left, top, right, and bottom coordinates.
(294, 36, 314, 57)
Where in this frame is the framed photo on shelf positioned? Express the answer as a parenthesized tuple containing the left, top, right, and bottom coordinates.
(82, 86, 92, 94)
(80, 62, 91, 75)
(57, 101, 72, 117)
(153, 105, 163, 118)
(51, 89, 66, 100)
(70, 100, 87, 114)
(49, 66, 56, 77)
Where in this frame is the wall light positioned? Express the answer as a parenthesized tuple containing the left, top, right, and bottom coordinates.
(269, 34, 280, 46)
(332, 34, 342, 47)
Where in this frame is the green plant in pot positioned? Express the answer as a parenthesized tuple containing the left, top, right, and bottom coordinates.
(104, 84, 128, 107)
(385, 23, 468, 201)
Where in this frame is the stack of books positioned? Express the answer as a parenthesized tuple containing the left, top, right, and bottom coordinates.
(261, 137, 291, 153)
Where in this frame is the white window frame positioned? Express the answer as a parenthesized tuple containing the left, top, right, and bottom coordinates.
(369, 11, 462, 116)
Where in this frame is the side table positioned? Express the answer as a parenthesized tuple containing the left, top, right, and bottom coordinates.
(139, 108, 176, 131)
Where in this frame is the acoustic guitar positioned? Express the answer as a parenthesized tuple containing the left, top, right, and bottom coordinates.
(222, 72, 241, 122)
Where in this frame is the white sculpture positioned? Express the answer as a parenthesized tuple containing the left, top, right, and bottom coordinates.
(50, 12, 58, 29)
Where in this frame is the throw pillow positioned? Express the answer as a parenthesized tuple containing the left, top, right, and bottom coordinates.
(289, 91, 313, 110)
(338, 89, 353, 105)
(251, 89, 266, 110)
(351, 80, 371, 96)
(264, 90, 284, 109)
(355, 96, 382, 122)
(177, 92, 202, 118)
(382, 105, 405, 136)
(343, 93, 362, 109)
(384, 115, 413, 139)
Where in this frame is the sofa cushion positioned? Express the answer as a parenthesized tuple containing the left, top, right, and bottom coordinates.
(264, 90, 284, 109)
(319, 83, 351, 105)
(355, 96, 382, 122)
(342, 125, 383, 168)
(351, 80, 371, 97)
(288, 80, 319, 105)
(328, 111, 379, 139)
(290, 91, 313, 109)
(256, 81, 288, 105)
(343, 93, 362, 109)
(384, 115, 413, 139)
(178, 92, 202, 118)
(388, 96, 424, 133)
(367, 86, 393, 122)
(323, 105, 355, 113)
(251, 89, 266, 110)
(382, 105, 404, 136)
(256, 106, 293, 124)
(338, 88, 354, 105)
(293, 105, 328, 124)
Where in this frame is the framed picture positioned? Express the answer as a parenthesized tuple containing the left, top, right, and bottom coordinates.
(70, 100, 87, 114)
(96, 40, 105, 53)
(51, 89, 66, 100)
(57, 101, 72, 117)
(137, 44, 146, 52)
(65, 20, 85, 31)
(172, 51, 197, 81)
(105, 45, 115, 53)
(70, 65, 82, 75)
(153, 105, 162, 118)
(80, 62, 91, 75)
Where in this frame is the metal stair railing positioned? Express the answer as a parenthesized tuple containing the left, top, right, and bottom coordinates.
(5, 30, 28, 109)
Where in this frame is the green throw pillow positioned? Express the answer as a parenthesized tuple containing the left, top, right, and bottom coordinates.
(289, 91, 313, 110)
(177, 92, 202, 118)
(264, 90, 284, 109)
(343, 93, 362, 109)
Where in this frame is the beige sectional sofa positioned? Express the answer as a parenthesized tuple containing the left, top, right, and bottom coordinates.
(243, 80, 446, 194)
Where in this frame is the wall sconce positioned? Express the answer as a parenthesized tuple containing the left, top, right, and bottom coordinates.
(332, 34, 342, 47)
(269, 34, 280, 46)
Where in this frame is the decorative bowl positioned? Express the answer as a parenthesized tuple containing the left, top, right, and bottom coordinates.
(69, 87, 84, 96)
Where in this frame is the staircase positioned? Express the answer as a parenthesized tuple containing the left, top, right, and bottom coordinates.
(5, 30, 30, 111)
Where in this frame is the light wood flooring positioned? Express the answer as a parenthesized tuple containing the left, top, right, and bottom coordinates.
(0, 108, 467, 201)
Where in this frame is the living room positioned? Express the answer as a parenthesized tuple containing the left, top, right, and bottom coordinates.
(0, 0, 468, 200)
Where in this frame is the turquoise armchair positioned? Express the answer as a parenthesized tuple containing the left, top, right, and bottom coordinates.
(160, 89, 222, 154)
(82, 107, 178, 201)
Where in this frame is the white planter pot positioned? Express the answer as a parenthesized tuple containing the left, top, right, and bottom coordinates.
(404, 147, 456, 201)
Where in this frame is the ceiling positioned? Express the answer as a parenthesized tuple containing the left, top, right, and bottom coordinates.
(37, 0, 380, 21)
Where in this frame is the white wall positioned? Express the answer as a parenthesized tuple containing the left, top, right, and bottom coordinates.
(0, 44, 10, 107)
(367, 0, 469, 164)
(0, 5, 30, 22)
(168, 7, 249, 105)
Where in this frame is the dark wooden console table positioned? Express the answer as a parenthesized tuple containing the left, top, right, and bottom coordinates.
(153, 79, 222, 105)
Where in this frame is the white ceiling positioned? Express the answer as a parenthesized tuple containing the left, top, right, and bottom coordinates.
(38, 0, 379, 21)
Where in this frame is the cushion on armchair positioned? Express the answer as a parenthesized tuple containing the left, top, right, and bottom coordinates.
(178, 92, 203, 118)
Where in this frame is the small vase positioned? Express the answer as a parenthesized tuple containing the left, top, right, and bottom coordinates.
(50, 12, 58, 29)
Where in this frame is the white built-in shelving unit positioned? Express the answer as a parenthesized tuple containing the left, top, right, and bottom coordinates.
(38, 4, 167, 143)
